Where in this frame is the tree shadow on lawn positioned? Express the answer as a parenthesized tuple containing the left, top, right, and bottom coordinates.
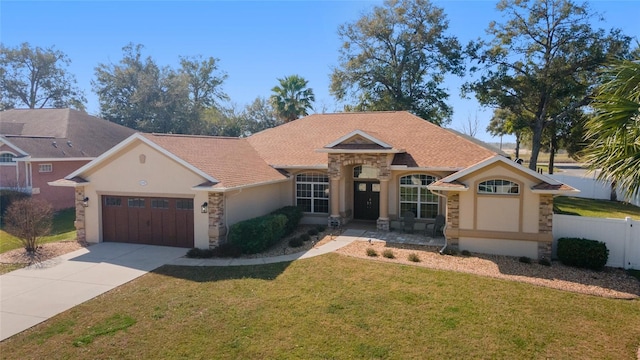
(377, 242, 640, 298)
(152, 261, 292, 282)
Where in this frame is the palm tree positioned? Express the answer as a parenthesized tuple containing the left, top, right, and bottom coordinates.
(583, 57, 640, 198)
(270, 75, 315, 122)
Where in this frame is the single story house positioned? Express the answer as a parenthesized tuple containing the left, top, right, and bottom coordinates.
(52, 111, 577, 259)
(0, 108, 135, 210)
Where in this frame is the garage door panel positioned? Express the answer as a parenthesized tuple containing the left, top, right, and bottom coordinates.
(102, 196, 194, 247)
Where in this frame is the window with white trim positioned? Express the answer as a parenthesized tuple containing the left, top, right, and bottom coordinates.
(0, 152, 16, 164)
(296, 173, 329, 213)
(38, 164, 53, 173)
(477, 179, 519, 195)
(399, 174, 438, 219)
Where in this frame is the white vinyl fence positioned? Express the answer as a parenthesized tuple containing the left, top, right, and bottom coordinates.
(553, 214, 640, 269)
(549, 173, 640, 207)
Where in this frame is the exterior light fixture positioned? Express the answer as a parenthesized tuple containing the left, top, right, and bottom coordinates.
(82, 197, 89, 207)
(201, 202, 208, 213)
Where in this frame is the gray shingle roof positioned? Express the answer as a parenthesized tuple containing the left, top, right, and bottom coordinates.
(0, 108, 135, 159)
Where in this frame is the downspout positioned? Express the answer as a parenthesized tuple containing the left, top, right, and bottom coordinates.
(431, 189, 449, 254)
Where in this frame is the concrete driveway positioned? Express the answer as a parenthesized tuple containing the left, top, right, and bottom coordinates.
(0, 243, 186, 341)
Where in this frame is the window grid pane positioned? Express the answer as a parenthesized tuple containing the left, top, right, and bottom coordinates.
(176, 199, 194, 210)
(296, 173, 329, 214)
(399, 174, 439, 219)
(478, 179, 520, 195)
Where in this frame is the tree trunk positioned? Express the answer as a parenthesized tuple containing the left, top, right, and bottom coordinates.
(548, 132, 557, 175)
(529, 121, 544, 171)
(515, 132, 521, 159)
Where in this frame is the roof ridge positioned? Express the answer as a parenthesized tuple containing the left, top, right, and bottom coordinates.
(148, 133, 241, 140)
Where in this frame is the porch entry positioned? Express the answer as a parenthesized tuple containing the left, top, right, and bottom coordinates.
(354, 181, 380, 220)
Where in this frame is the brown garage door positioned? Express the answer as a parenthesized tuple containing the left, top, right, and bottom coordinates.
(102, 196, 194, 248)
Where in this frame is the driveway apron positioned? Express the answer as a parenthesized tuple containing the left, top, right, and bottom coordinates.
(0, 243, 186, 341)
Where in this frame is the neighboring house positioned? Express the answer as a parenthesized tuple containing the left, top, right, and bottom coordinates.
(52, 111, 577, 259)
(0, 108, 136, 210)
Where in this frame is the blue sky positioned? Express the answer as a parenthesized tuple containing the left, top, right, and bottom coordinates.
(1, 1, 638, 142)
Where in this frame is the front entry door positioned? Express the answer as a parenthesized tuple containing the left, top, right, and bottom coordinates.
(354, 181, 380, 220)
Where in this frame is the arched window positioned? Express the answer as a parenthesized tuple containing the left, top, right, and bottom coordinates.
(296, 173, 329, 213)
(0, 152, 16, 164)
(477, 179, 520, 195)
(399, 174, 438, 219)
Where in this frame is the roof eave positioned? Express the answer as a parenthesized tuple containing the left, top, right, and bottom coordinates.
(191, 177, 291, 193)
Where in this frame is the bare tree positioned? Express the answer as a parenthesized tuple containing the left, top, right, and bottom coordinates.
(459, 112, 480, 137)
(4, 198, 53, 253)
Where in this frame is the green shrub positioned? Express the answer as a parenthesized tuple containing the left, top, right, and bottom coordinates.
(538, 258, 551, 266)
(382, 249, 395, 259)
(441, 247, 457, 256)
(186, 248, 214, 258)
(271, 206, 303, 236)
(300, 233, 311, 241)
(307, 228, 319, 236)
(315, 224, 326, 232)
(557, 237, 609, 270)
(289, 237, 304, 248)
(407, 253, 421, 262)
(213, 243, 242, 258)
(366, 248, 378, 257)
(228, 214, 287, 254)
(461, 250, 471, 256)
(519, 256, 532, 264)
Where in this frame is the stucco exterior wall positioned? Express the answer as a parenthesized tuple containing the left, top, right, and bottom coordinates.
(225, 181, 291, 227)
(80, 141, 209, 247)
(457, 163, 541, 233)
(444, 162, 555, 259)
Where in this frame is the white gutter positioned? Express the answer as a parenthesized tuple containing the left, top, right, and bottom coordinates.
(430, 189, 449, 254)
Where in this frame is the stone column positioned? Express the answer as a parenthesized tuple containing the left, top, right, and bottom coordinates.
(376, 178, 390, 231)
(74, 188, 86, 242)
(327, 154, 342, 227)
(446, 193, 460, 250)
(208, 192, 226, 248)
(537, 194, 553, 260)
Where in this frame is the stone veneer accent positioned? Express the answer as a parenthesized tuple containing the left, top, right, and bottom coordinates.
(327, 153, 391, 180)
(74, 188, 86, 242)
(208, 192, 226, 248)
(327, 153, 391, 230)
(446, 193, 460, 250)
(537, 194, 554, 259)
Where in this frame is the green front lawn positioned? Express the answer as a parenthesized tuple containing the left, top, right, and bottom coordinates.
(554, 196, 640, 219)
(1, 254, 638, 359)
(0, 208, 76, 254)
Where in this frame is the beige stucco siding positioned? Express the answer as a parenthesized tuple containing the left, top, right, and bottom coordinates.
(225, 181, 291, 227)
(81, 141, 209, 247)
(458, 163, 541, 233)
(476, 197, 520, 232)
(459, 237, 538, 258)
